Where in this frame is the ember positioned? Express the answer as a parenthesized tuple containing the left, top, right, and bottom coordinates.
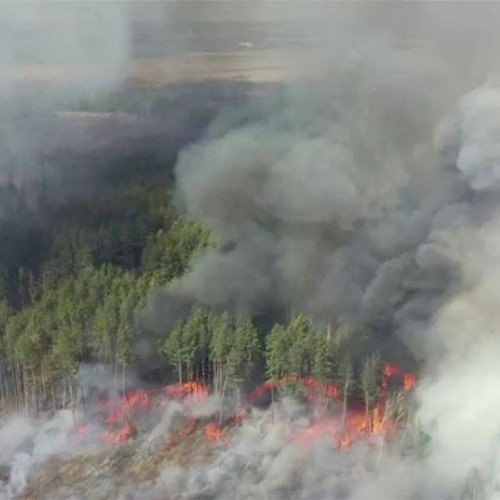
(105, 421, 134, 444)
(403, 372, 417, 391)
(73, 365, 416, 451)
(165, 381, 209, 403)
(205, 422, 225, 442)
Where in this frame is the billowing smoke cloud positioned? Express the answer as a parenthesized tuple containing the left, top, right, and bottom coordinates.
(145, 4, 483, 351)
(2, 1, 500, 498)
(0, 410, 78, 498)
(142, 3, 500, 498)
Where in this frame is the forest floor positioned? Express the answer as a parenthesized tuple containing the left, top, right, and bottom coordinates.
(21, 415, 223, 500)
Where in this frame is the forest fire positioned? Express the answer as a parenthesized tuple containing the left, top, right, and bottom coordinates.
(74, 363, 416, 451)
(404, 372, 417, 391)
(165, 381, 209, 403)
(104, 421, 135, 444)
(205, 422, 229, 442)
(166, 416, 198, 450)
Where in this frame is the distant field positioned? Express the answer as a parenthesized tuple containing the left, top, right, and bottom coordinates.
(0, 49, 308, 86)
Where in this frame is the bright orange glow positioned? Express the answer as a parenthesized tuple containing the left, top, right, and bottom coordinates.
(403, 372, 417, 391)
(205, 422, 229, 442)
(124, 389, 150, 410)
(247, 375, 340, 405)
(104, 421, 134, 444)
(74, 365, 417, 450)
(165, 381, 209, 403)
(384, 363, 401, 378)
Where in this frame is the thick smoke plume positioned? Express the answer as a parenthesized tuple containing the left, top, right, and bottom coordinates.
(141, 3, 500, 498)
(3, 2, 500, 499)
(145, 4, 497, 348)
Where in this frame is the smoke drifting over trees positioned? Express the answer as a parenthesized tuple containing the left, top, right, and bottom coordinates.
(141, 3, 500, 498)
(1, 1, 500, 499)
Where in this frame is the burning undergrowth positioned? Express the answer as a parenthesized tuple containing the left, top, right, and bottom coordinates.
(0, 362, 419, 499)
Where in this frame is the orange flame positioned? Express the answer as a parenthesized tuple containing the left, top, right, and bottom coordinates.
(165, 381, 209, 403)
(124, 389, 150, 410)
(74, 365, 416, 450)
(403, 372, 417, 391)
(205, 422, 223, 442)
(104, 421, 134, 444)
(384, 363, 401, 378)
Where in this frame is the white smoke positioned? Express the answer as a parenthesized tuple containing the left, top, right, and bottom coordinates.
(0, 410, 78, 498)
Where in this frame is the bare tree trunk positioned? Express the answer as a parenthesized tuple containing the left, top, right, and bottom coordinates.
(15, 360, 21, 410)
(364, 394, 371, 433)
(122, 364, 126, 407)
(271, 387, 275, 423)
(213, 364, 218, 395)
(0, 363, 5, 402)
(342, 386, 348, 430)
(114, 357, 118, 396)
(52, 384, 56, 412)
(69, 376, 74, 412)
(30, 368, 36, 415)
(178, 363, 183, 385)
(23, 370, 29, 417)
(40, 365, 47, 410)
(62, 379, 67, 409)
(219, 373, 228, 425)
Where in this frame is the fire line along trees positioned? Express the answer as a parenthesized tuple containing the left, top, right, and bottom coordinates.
(161, 308, 259, 395)
(266, 314, 341, 396)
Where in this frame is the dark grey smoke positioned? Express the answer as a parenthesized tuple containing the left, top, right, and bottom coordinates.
(143, 7, 500, 494)
(145, 6, 485, 360)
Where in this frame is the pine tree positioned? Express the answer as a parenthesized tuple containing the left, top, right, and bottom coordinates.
(228, 314, 259, 385)
(210, 312, 233, 395)
(287, 314, 312, 378)
(266, 324, 289, 381)
(162, 321, 185, 384)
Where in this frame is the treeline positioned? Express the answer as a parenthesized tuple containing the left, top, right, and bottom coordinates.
(0, 154, 389, 419)
(163, 309, 388, 427)
(0, 176, 211, 413)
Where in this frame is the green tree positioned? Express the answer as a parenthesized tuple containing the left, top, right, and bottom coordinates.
(266, 324, 289, 381)
(210, 312, 233, 395)
(228, 314, 259, 385)
(162, 320, 185, 384)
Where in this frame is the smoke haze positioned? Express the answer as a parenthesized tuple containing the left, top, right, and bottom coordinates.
(142, 2, 500, 498)
(2, 1, 500, 498)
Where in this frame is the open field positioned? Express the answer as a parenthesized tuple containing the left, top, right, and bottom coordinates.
(0, 49, 308, 87)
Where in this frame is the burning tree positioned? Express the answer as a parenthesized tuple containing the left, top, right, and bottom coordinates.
(361, 352, 383, 433)
(338, 357, 354, 429)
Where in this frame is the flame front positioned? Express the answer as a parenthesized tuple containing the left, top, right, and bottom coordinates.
(74, 363, 415, 451)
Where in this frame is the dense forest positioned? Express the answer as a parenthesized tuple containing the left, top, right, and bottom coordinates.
(0, 83, 402, 419)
